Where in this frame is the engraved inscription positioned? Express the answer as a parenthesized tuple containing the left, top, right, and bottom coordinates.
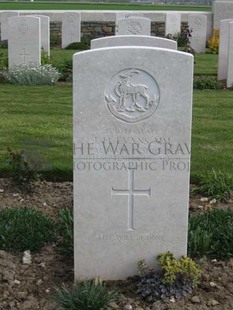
(19, 48, 30, 64)
(127, 21, 142, 35)
(111, 169, 151, 231)
(19, 21, 28, 33)
(66, 14, 76, 23)
(194, 16, 203, 26)
(105, 68, 160, 123)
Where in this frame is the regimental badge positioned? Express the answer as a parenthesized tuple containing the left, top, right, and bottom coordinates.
(127, 21, 142, 35)
(105, 68, 160, 123)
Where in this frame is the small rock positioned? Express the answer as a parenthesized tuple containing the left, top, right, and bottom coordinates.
(200, 197, 209, 202)
(123, 305, 133, 310)
(191, 295, 201, 303)
(108, 301, 119, 309)
(13, 279, 21, 285)
(210, 281, 217, 287)
(22, 250, 32, 265)
(39, 262, 46, 268)
(45, 288, 50, 293)
(0, 189, 4, 193)
(211, 259, 218, 263)
(37, 279, 43, 286)
(170, 296, 176, 303)
(207, 299, 219, 306)
(43, 202, 47, 206)
(210, 198, 217, 204)
(197, 205, 204, 209)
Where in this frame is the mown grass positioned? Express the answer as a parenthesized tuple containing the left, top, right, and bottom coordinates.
(0, 2, 211, 11)
(0, 47, 232, 180)
(0, 83, 232, 180)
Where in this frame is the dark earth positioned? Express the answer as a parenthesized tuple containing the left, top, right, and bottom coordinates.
(0, 178, 232, 310)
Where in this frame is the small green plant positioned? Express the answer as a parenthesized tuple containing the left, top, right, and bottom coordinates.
(158, 252, 200, 286)
(208, 29, 219, 54)
(57, 59, 72, 82)
(193, 76, 224, 90)
(53, 280, 118, 310)
(192, 169, 232, 201)
(7, 147, 41, 189)
(137, 252, 200, 302)
(50, 33, 61, 47)
(57, 208, 73, 256)
(41, 48, 50, 65)
(188, 208, 233, 259)
(0, 207, 56, 253)
(3, 64, 60, 85)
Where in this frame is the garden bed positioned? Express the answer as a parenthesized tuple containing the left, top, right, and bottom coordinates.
(0, 178, 232, 309)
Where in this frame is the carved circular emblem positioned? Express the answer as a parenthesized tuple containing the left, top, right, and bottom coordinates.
(19, 21, 28, 34)
(67, 14, 75, 23)
(127, 21, 142, 35)
(105, 68, 160, 123)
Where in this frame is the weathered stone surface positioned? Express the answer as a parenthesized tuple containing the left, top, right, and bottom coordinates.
(91, 35, 177, 50)
(8, 16, 41, 68)
(188, 14, 207, 53)
(116, 17, 151, 36)
(62, 12, 81, 48)
(73, 46, 193, 280)
(0, 11, 19, 41)
(165, 12, 181, 36)
(218, 19, 233, 80)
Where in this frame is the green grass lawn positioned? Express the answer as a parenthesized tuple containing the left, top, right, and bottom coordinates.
(0, 83, 232, 181)
(0, 2, 211, 11)
(0, 48, 232, 181)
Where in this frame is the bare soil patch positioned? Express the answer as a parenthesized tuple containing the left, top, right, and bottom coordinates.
(0, 178, 232, 310)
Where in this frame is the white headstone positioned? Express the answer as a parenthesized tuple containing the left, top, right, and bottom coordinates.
(8, 16, 41, 68)
(165, 12, 181, 36)
(188, 15, 207, 53)
(218, 19, 233, 80)
(91, 35, 177, 50)
(116, 17, 151, 36)
(115, 12, 145, 24)
(73, 46, 193, 280)
(213, 0, 233, 28)
(227, 21, 233, 88)
(0, 11, 19, 41)
(32, 15, 50, 57)
(62, 12, 81, 48)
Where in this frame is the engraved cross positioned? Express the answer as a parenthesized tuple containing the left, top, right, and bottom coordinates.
(19, 48, 30, 64)
(111, 169, 151, 231)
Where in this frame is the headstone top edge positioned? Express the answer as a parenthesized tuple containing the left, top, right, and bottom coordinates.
(73, 46, 194, 59)
(91, 35, 176, 43)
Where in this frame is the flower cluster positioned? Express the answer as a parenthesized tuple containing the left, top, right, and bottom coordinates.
(3, 64, 60, 85)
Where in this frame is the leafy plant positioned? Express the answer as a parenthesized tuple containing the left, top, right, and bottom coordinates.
(7, 147, 41, 189)
(0, 207, 56, 253)
(208, 29, 219, 54)
(57, 59, 72, 82)
(137, 252, 200, 302)
(166, 27, 192, 50)
(57, 208, 73, 256)
(192, 169, 232, 201)
(188, 208, 233, 259)
(53, 280, 118, 310)
(50, 33, 61, 47)
(3, 64, 60, 85)
(193, 76, 224, 90)
(41, 48, 50, 65)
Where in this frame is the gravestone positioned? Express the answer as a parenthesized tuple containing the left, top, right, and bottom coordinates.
(0, 11, 19, 41)
(213, 0, 233, 28)
(8, 16, 41, 68)
(116, 17, 151, 36)
(91, 35, 177, 50)
(227, 21, 233, 88)
(62, 12, 81, 48)
(31, 15, 50, 56)
(73, 46, 193, 280)
(165, 12, 181, 36)
(218, 19, 233, 80)
(188, 15, 207, 53)
(115, 12, 145, 24)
